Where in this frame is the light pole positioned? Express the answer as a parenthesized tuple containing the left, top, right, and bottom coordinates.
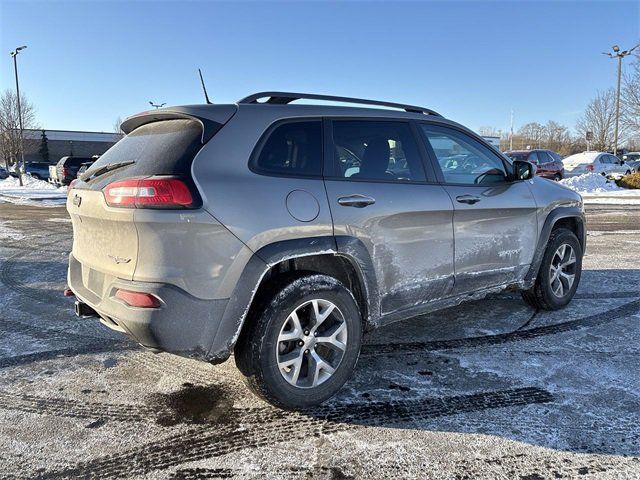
(10, 45, 27, 187)
(603, 43, 639, 155)
(149, 101, 166, 109)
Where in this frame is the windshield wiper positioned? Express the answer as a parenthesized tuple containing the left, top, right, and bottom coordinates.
(81, 160, 135, 182)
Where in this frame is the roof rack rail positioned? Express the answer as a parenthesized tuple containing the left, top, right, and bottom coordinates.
(238, 91, 442, 117)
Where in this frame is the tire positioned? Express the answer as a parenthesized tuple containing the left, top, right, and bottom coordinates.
(235, 273, 362, 409)
(553, 173, 561, 181)
(625, 170, 631, 176)
(521, 228, 582, 311)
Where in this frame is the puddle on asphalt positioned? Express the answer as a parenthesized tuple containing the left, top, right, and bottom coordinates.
(150, 383, 234, 427)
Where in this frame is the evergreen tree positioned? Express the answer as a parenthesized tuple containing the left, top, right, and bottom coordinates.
(38, 130, 49, 162)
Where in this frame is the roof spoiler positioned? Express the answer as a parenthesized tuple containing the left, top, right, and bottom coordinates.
(120, 105, 237, 143)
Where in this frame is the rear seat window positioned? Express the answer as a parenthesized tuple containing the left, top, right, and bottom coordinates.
(252, 121, 323, 177)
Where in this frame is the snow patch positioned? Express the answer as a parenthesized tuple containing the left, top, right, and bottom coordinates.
(0, 175, 67, 206)
(559, 173, 622, 193)
(0, 221, 25, 240)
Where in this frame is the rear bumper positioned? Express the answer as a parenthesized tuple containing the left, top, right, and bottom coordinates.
(68, 253, 230, 363)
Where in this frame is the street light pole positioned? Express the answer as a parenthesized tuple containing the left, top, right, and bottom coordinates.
(10, 45, 27, 187)
(604, 43, 639, 156)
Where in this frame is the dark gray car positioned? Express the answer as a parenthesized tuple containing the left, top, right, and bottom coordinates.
(67, 92, 585, 409)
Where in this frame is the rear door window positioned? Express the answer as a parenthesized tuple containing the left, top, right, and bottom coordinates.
(330, 120, 426, 182)
(252, 121, 323, 177)
(537, 151, 552, 164)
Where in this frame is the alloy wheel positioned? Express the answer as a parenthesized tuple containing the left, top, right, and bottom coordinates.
(549, 244, 577, 298)
(276, 299, 348, 388)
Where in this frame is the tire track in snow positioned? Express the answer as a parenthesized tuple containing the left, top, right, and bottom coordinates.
(0, 250, 68, 308)
(362, 297, 640, 355)
(0, 341, 135, 369)
(0, 391, 158, 422)
(41, 387, 552, 479)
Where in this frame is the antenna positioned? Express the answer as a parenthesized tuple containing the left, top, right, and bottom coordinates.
(198, 68, 212, 104)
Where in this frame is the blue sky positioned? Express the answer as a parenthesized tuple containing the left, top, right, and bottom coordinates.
(1, 0, 638, 133)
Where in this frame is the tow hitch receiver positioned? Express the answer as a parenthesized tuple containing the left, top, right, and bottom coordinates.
(75, 301, 98, 318)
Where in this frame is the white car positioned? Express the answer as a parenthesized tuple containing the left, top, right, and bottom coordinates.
(563, 152, 631, 178)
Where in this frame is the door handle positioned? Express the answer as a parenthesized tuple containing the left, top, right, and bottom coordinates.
(337, 194, 376, 208)
(456, 195, 481, 205)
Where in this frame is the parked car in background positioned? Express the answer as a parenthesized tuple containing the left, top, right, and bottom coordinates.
(68, 91, 586, 409)
(24, 162, 51, 180)
(622, 152, 640, 173)
(76, 162, 95, 178)
(505, 149, 565, 180)
(52, 156, 95, 186)
(48, 164, 58, 184)
(563, 152, 631, 178)
(9, 162, 52, 180)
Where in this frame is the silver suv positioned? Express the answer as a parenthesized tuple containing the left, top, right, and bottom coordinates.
(68, 92, 585, 409)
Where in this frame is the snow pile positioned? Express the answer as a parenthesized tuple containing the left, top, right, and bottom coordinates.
(559, 173, 622, 193)
(0, 175, 59, 191)
(0, 175, 67, 206)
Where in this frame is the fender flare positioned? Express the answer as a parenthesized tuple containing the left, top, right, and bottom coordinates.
(205, 236, 379, 362)
(524, 206, 586, 287)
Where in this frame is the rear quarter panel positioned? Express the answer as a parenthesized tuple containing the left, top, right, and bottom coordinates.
(191, 106, 334, 257)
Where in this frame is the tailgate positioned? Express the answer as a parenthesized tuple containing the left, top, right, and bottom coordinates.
(67, 190, 139, 280)
(67, 107, 237, 285)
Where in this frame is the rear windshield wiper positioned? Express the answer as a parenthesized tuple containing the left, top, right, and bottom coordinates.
(81, 160, 135, 182)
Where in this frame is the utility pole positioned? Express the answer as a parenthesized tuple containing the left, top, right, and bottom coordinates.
(509, 108, 514, 151)
(10, 45, 27, 187)
(149, 101, 166, 109)
(603, 43, 639, 155)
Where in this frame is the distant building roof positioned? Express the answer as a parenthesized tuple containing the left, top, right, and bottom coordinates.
(23, 129, 123, 143)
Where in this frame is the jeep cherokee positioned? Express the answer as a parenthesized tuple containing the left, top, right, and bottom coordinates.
(68, 92, 585, 409)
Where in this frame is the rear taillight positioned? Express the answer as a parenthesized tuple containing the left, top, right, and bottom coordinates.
(586, 164, 594, 171)
(62, 167, 68, 178)
(103, 177, 194, 208)
(114, 289, 161, 308)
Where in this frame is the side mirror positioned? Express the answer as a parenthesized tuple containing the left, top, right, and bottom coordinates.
(512, 160, 536, 181)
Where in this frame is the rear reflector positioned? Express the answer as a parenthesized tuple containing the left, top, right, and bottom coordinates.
(586, 164, 594, 171)
(115, 289, 161, 308)
(103, 177, 194, 208)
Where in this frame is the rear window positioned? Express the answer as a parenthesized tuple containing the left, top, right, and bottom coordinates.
(79, 119, 203, 189)
(251, 121, 323, 177)
(67, 158, 92, 167)
(506, 152, 529, 161)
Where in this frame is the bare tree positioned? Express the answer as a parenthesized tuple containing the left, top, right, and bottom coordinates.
(113, 116, 124, 134)
(575, 89, 618, 152)
(477, 126, 501, 137)
(543, 121, 572, 155)
(0, 89, 38, 170)
(623, 56, 640, 139)
(517, 122, 545, 149)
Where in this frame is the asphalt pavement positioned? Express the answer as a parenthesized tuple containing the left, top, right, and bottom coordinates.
(0, 202, 638, 479)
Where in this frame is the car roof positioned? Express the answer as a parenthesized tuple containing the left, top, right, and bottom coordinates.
(563, 151, 603, 162)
